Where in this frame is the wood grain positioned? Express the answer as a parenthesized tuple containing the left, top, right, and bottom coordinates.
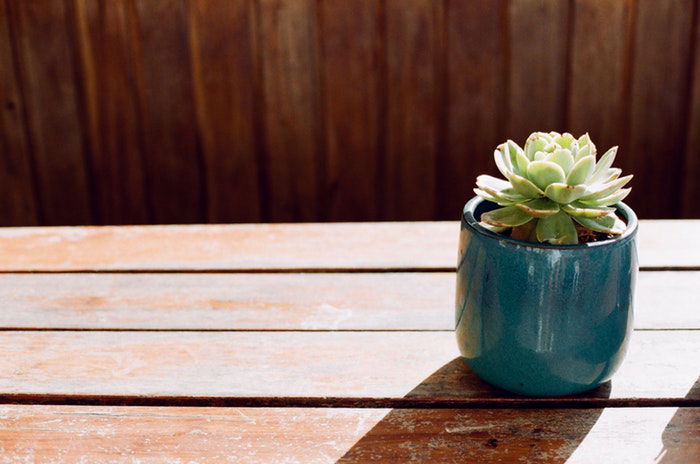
(1, 406, 697, 463)
(0, 221, 697, 271)
(134, 0, 204, 223)
(319, 0, 381, 221)
(440, 0, 507, 218)
(75, 0, 149, 225)
(0, 0, 38, 226)
(0, 271, 695, 331)
(257, 0, 322, 222)
(189, 0, 262, 223)
(384, 0, 438, 220)
(683, 6, 700, 218)
(507, 0, 570, 142)
(567, 0, 633, 153)
(0, 331, 697, 401)
(8, 0, 93, 225)
(626, 0, 695, 218)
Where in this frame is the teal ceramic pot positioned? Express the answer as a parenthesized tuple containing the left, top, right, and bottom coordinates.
(456, 196, 638, 397)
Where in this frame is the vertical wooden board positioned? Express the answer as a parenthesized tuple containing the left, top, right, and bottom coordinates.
(189, 0, 262, 223)
(439, 0, 507, 219)
(134, 0, 204, 223)
(258, 0, 322, 222)
(8, 0, 93, 225)
(683, 8, 700, 218)
(568, 0, 632, 154)
(627, 0, 695, 218)
(507, 0, 570, 143)
(384, 0, 438, 220)
(75, 0, 149, 225)
(319, 0, 380, 221)
(0, 0, 38, 226)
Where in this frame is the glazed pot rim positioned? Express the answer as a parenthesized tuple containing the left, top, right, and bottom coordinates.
(463, 196, 638, 249)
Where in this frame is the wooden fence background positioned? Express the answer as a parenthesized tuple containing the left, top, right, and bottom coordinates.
(0, 0, 699, 225)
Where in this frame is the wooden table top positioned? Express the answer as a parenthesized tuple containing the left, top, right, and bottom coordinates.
(0, 221, 698, 463)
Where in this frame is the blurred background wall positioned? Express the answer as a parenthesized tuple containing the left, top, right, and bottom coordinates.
(0, 0, 698, 226)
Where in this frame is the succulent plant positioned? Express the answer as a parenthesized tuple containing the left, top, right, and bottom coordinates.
(474, 132, 632, 245)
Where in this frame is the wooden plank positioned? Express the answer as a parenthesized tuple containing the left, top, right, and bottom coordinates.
(257, 0, 322, 221)
(189, 0, 262, 223)
(507, 0, 570, 142)
(0, 220, 697, 271)
(1, 406, 697, 463)
(134, 0, 204, 223)
(0, 331, 698, 401)
(74, 0, 149, 225)
(440, 0, 507, 219)
(8, 0, 93, 225)
(626, 0, 695, 218)
(683, 6, 700, 218)
(0, 271, 695, 331)
(0, 0, 38, 226)
(320, 0, 381, 221)
(567, 0, 633, 154)
(384, 0, 438, 220)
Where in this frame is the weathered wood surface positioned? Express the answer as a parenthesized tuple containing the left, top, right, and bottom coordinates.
(0, 271, 695, 330)
(0, 406, 697, 463)
(0, 331, 698, 402)
(0, 221, 698, 271)
(2, 0, 700, 226)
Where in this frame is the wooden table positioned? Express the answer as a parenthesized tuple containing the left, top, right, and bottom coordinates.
(0, 221, 698, 463)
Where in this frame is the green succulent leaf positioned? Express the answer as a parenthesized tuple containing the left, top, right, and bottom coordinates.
(536, 211, 578, 245)
(480, 206, 534, 227)
(573, 144, 590, 162)
(566, 155, 595, 185)
(473, 188, 501, 204)
(544, 149, 575, 174)
(587, 146, 618, 183)
(524, 134, 549, 160)
(554, 133, 575, 150)
(561, 203, 615, 218)
(578, 175, 633, 201)
(572, 213, 625, 234)
(505, 140, 527, 176)
(527, 161, 566, 190)
(516, 198, 560, 218)
(577, 133, 597, 157)
(578, 188, 630, 207)
(494, 147, 513, 178)
(543, 183, 587, 204)
(476, 174, 510, 191)
(506, 172, 545, 198)
(479, 222, 509, 233)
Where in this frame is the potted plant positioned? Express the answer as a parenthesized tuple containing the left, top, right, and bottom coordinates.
(456, 132, 637, 397)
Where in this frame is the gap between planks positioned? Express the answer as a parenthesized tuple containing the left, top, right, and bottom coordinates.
(1, 394, 698, 409)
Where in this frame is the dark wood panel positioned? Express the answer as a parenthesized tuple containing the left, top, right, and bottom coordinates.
(507, 0, 570, 142)
(0, 0, 38, 226)
(257, 0, 322, 221)
(440, 0, 507, 219)
(8, 0, 93, 225)
(0, 271, 695, 330)
(320, 0, 381, 221)
(0, 331, 698, 400)
(1, 406, 697, 463)
(75, 0, 149, 224)
(683, 8, 700, 218)
(189, 0, 262, 223)
(568, 0, 633, 154)
(626, 0, 695, 218)
(384, 0, 438, 220)
(0, 221, 697, 271)
(134, 0, 204, 223)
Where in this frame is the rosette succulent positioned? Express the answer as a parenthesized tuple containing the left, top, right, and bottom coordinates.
(474, 132, 632, 245)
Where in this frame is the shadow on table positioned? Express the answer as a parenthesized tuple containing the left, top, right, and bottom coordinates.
(336, 357, 611, 463)
(659, 376, 700, 464)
